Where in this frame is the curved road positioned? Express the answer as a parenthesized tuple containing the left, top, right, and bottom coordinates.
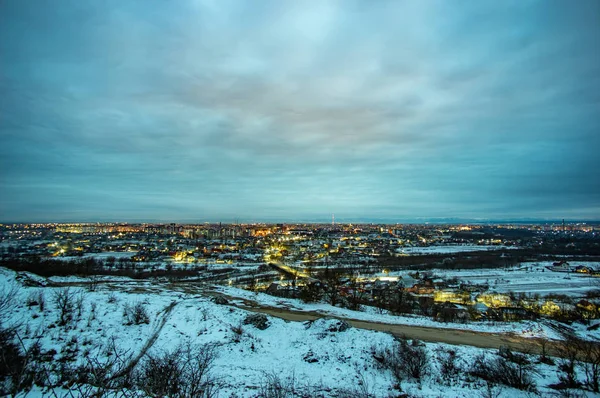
(47, 276, 564, 357)
(207, 290, 563, 357)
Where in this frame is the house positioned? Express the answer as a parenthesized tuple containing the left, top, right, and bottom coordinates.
(576, 265, 593, 274)
(406, 279, 435, 295)
(434, 302, 470, 323)
(399, 275, 417, 289)
(474, 302, 489, 313)
(547, 261, 572, 272)
(266, 282, 298, 298)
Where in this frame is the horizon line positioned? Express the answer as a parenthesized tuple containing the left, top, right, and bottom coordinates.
(2, 218, 599, 225)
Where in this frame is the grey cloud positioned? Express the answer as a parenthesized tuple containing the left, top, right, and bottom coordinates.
(1, 0, 599, 221)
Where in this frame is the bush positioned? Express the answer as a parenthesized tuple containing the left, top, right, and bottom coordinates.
(25, 290, 45, 311)
(579, 339, 600, 393)
(0, 285, 19, 323)
(436, 348, 462, 385)
(469, 350, 537, 392)
(139, 349, 181, 396)
(378, 338, 429, 384)
(230, 323, 244, 343)
(298, 283, 321, 303)
(555, 337, 581, 389)
(37, 291, 45, 312)
(137, 343, 220, 397)
(123, 302, 150, 325)
(257, 372, 303, 398)
(53, 288, 76, 326)
(0, 327, 27, 395)
(336, 369, 376, 398)
(107, 292, 118, 304)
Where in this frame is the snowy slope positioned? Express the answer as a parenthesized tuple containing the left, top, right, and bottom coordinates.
(1, 267, 597, 397)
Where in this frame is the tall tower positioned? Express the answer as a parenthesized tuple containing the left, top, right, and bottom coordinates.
(332, 213, 335, 226)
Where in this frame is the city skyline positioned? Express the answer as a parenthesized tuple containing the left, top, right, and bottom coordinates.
(1, 1, 599, 222)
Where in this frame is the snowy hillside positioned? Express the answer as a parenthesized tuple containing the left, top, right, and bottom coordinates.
(1, 267, 598, 397)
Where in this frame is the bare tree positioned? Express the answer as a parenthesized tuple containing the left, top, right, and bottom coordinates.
(537, 338, 554, 365)
(53, 288, 76, 326)
(556, 336, 581, 389)
(319, 267, 345, 306)
(577, 339, 600, 392)
(345, 277, 363, 311)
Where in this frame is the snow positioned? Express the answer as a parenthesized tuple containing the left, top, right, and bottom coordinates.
(398, 245, 517, 255)
(49, 251, 137, 261)
(0, 266, 597, 397)
(435, 262, 600, 297)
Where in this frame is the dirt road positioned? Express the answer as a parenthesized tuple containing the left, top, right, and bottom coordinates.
(207, 290, 561, 356)
(48, 277, 562, 356)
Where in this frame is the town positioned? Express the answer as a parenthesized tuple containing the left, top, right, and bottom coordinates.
(2, 221, 600, 324)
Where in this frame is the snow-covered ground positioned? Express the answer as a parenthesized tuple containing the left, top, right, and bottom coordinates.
(49, 251, 137, 261)
(398, 245, 517, 255)
(434, 262, 600, 297)
(1, 267, 598, 397)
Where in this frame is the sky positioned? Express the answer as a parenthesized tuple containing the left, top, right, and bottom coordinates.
(1, 0, 599, 223)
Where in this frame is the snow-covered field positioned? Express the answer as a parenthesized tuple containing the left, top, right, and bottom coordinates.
(397, 245, 517, 255)
(434, 262, 600, 297)
(0, 267, 598, 397)
(50, 251, 137, 261)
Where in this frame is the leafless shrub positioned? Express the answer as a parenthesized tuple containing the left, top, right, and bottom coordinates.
(52, 337, 134, 396)
(0, 327, 27, 395)
(257, 371, 300, 398)
(75, 291, 85, 319)
(0, 285, 19, 324)
(230, 322, 244, 342)
(37, 290, 45, 312)
(107, 292, 118, 304)
(377, 337, 429, 385)
(469, 350, 537, 392)
(0, 328, 48, 396)
(87, 274, 101, 292)
(53, 288, 76, 326)
(537, 338, 554, 365)
(336, 368, 376, 397)
(436, 347, 462, 385)
(555, 337, 581, 389)
(136, 343, 220, 397)
(123, 302, 149, 325)
(481, 380, 502, 398)
(569, 338, 600, 393)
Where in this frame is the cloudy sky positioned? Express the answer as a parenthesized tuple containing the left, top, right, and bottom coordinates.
(1, 0, 599, 223)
